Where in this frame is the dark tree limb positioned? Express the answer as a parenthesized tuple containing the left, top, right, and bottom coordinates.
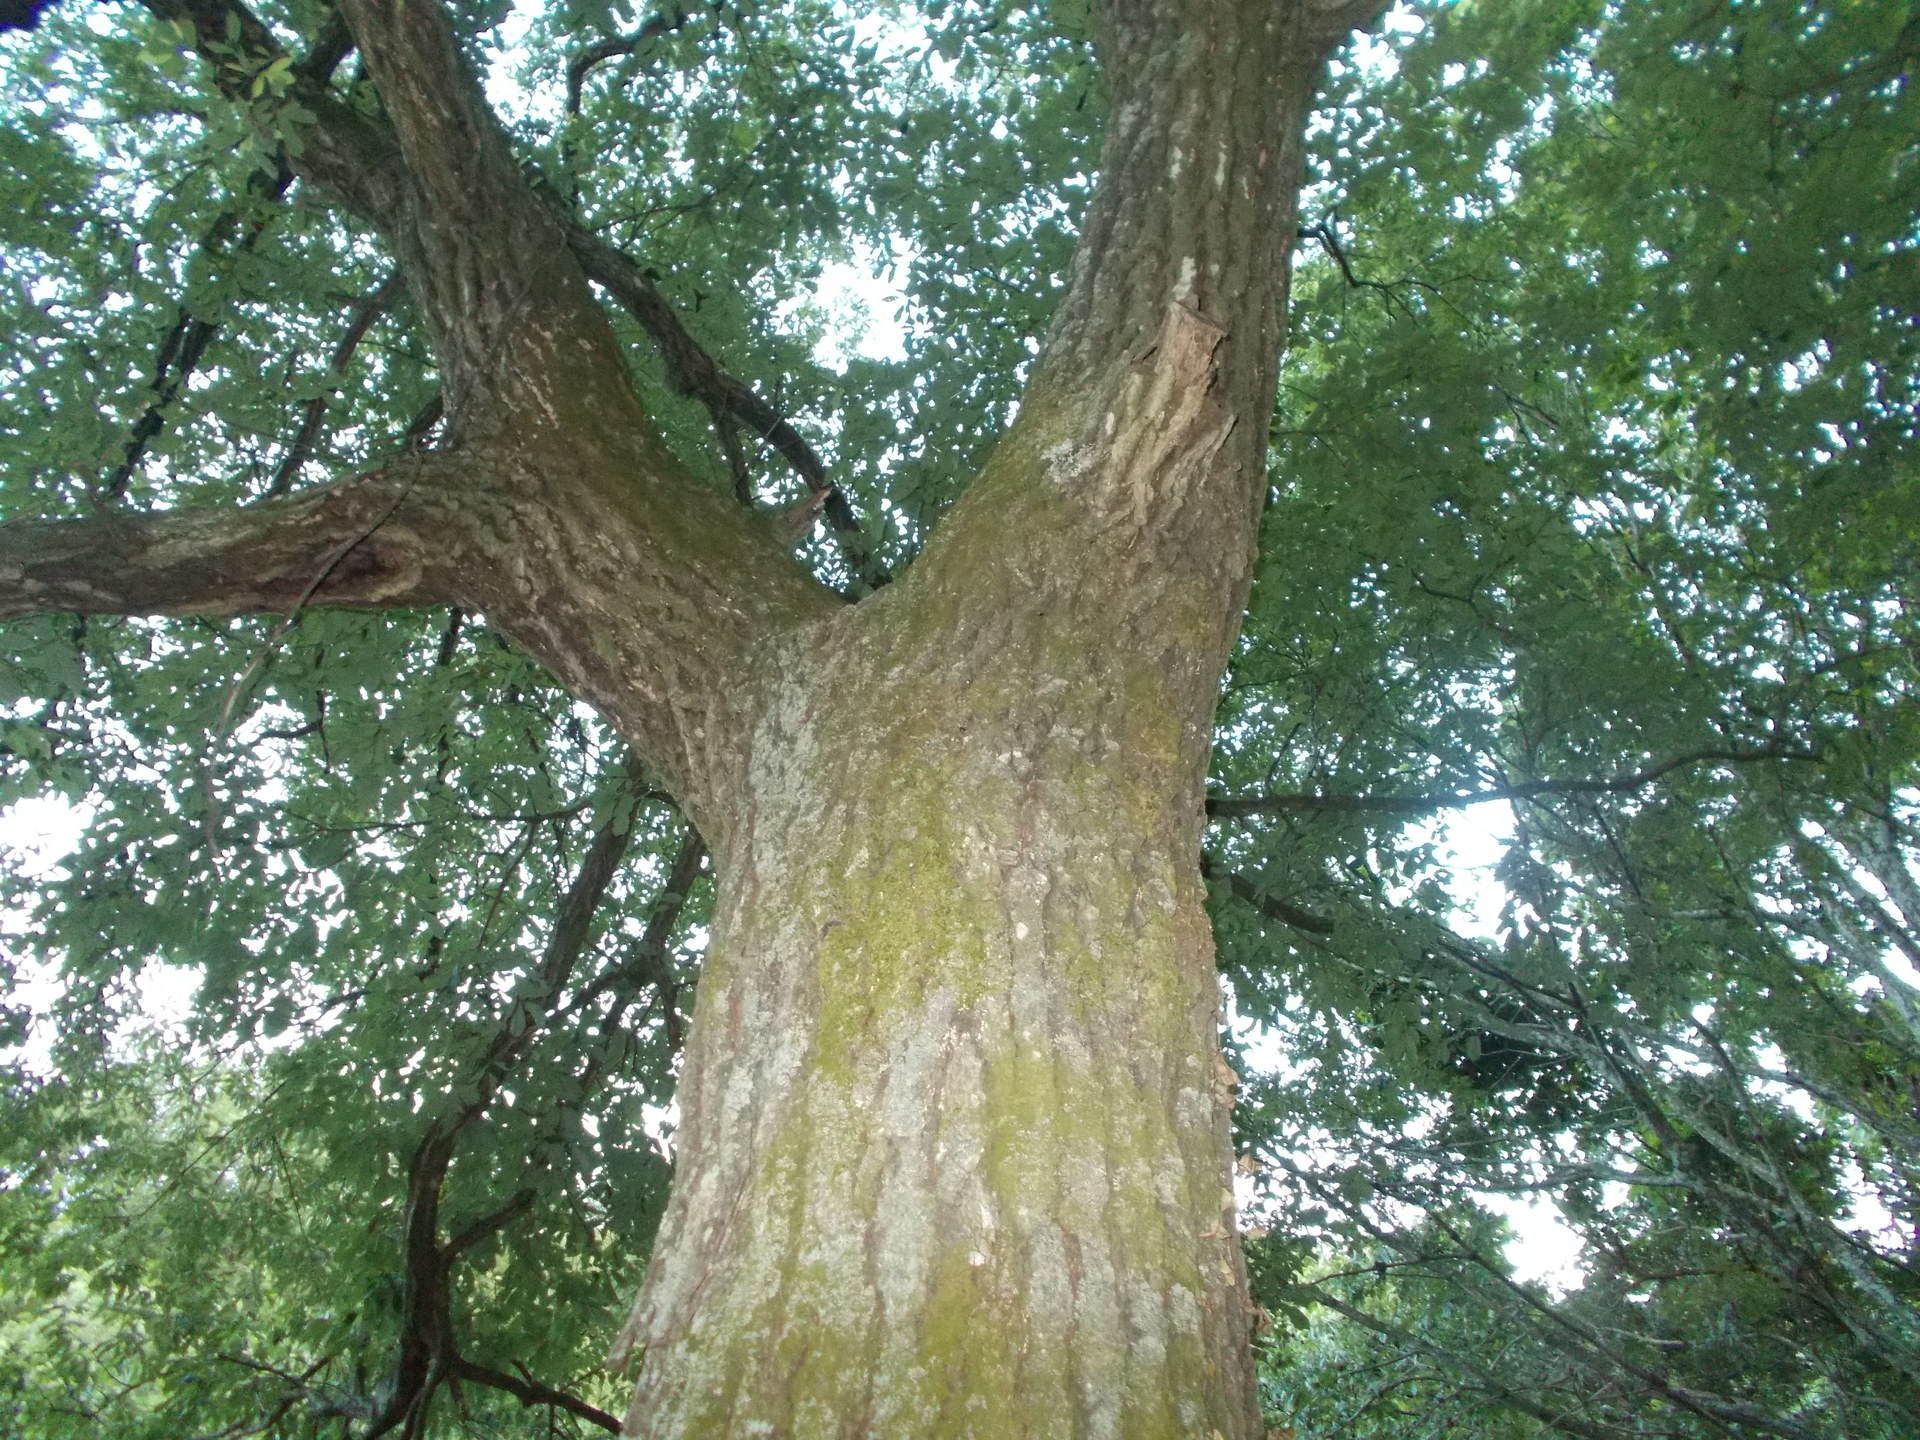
(564, 225, 848, 522)
(440, 1187, 535, 1263)
(451, 1357, 619, 1431)
(266, 268, 406, 498)
(1200, 855, 1335, 935)
(294, 5, 357, 87)
(1206, 742, 1822, 822)
(626, 823, 705, 1055)
(564, 5, 704, 117)
(367, 781, 640, 1438)
(103, 154, 299, 502)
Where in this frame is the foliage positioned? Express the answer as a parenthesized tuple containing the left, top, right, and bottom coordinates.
(1217, 0, 1920, 1434)
(1, 0, 1916, 1435)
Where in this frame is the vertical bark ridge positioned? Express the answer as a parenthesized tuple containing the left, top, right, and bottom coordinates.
(1031, 0, 1335, 423)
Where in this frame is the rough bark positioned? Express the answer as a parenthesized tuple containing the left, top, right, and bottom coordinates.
(0, 0, 1386, 1432)
(607, 4, 1375, 1434)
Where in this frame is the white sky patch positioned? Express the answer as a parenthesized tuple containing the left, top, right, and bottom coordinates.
(483, 0, 563, 125)
(809, 245, 913, 367)
(3, 795, 212, 1067)
(0, 793, 91, 874)
(1411, 803, 1515, 938)
(1482, 1190, 1585, 1294)
(2, 795, 93, 1074)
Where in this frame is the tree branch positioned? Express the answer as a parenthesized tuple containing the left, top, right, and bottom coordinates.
(564, 220, 891, 592)
(450, 1357, 620, 1432)
(368, 778, 640, 1437)
(564, 5, 704, 117)
(266, 268, 406, 498)
(441, 1187, 535, 1264)
(564, 225, 847, 520)
(1206, 743, 1822, 822)
(0, 464, 450, 623)
(1201, 855, 1335, 935)
(141, 0, 410, 229)
(324, 0, 643, 428)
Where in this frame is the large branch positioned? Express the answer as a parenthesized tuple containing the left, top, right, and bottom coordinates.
(867, 0, 1391, 795)
(108, 0, 841, 820)
(1027, 0, 1386, 417)
(144, 0, 641, 433)
(143, 0, 410, 228)
(451, 1358, 620, 1432)
(566, 227, 842, 512)
(327, 0, 644, 431)
(0, 466, 451, 623)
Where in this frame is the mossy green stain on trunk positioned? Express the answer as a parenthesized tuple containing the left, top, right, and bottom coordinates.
(618, 612, 1249, 1432)
(607, 3, 1355, 1428)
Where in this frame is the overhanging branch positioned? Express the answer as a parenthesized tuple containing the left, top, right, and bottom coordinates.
(368, 776, 641, 1438)
(451, 1358, 620, 1432)
(0, 464, 450, 624)
(1200, 855, 1335, 935)
(565, 226, 850, 523)
(266, 268, 406, 498)
(564, 5, 706, 117)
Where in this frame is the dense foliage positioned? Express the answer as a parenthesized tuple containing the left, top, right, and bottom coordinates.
(1, 0, 1915, 1435)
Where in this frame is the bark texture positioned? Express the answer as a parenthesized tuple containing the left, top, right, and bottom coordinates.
(0, 0, 1385, 1432)
(607, 4, 1372, 1434)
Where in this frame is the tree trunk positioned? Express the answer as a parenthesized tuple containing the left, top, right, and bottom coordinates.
(613, 379, 1264, 1434)
(606, 6, 1362, 1427)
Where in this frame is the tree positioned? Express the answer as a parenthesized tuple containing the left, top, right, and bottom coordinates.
(1, 0, 1383, 1433)
(3, 1, 1918, 1438)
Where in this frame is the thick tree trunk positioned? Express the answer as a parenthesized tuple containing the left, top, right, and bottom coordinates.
(616, 612, 1249, 1435)
(613, 329, 1268, 1431)
(606, 8, 1363, 1430)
